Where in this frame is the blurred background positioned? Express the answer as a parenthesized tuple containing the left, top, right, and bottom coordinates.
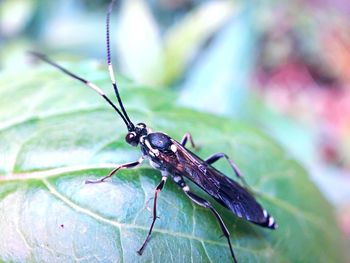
(1, 0, 349, 250)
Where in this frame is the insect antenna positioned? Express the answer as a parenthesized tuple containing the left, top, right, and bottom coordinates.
(106, 0, 134, 130)
(28, 51, 133, 131)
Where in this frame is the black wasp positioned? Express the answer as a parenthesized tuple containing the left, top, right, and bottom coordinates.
(30, 1, 277, 262)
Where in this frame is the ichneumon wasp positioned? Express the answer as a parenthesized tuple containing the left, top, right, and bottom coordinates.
(29, 1, 277, 262)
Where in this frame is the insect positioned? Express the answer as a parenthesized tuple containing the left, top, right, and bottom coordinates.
(29, 1, 277, 262)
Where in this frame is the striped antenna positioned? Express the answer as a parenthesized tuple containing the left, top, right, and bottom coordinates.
(106, 0, 134, 129)
(28, 51, 132, 130)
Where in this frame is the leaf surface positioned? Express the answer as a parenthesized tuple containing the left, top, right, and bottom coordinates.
(0, 62, 345, 262)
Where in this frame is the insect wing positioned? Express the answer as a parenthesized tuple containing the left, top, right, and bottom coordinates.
(171, 140, 275, 228)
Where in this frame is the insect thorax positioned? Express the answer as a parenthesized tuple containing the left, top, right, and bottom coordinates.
(140, 132, 175, 169)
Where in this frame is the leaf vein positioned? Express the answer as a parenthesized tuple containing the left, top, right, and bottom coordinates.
(42, 178, 255, 253)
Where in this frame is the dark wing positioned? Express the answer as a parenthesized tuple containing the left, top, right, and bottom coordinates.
(171, 140, 277, 229)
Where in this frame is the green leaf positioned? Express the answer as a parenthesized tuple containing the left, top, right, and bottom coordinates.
(114, 0, 236, 86)
(0, 60, 346, 262)
(115, 0, 163, 86)
(161, 0, 236, 85)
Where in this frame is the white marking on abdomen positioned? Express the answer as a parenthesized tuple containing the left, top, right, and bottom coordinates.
(263, 209, 268, 218)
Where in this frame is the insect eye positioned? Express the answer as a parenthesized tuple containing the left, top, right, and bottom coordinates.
(125, 132, 138, 146)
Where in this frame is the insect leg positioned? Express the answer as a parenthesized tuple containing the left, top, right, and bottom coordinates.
(137, 175, 167, 255)
(180, 132, 196, 148)
(204, 153, 249, 188)
(85, 157, 144, 184)
(173, 175, 237, 263)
